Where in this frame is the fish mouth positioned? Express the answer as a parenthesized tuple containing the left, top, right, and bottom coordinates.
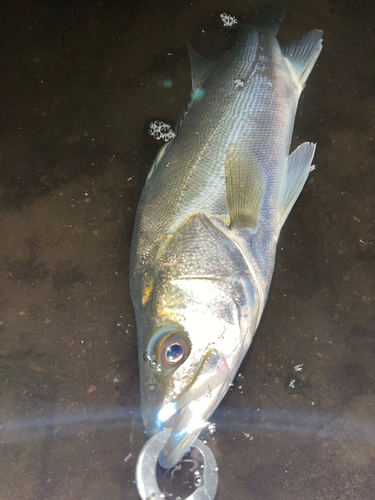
(155, 348, 230, 469)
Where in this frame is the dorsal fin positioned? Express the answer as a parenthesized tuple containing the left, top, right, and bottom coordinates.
(281, 30, 323, 86)
(278, 142, 316, 227)
(187, 43, 219, 90)
(174, 45, 219, 133)
(146, 141, 171, 184)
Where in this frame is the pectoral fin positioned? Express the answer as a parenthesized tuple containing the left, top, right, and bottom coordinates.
(278, 142, 316, 228)
(225, 145, 265, 230)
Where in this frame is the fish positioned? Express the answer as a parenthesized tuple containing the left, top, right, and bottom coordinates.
(130, 5, 322, 470)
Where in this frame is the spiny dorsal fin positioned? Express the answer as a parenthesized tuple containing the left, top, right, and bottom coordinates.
(225, 145, 265, 230)
(278, 142, 316, 228)
(187, 43, 219, 90)
(174, 45, 219, 133)
(145, 141, 171, 184)
(281, 30, 323, 86)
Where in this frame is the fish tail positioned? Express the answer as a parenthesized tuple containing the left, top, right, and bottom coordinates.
(246, 2, 286, 33)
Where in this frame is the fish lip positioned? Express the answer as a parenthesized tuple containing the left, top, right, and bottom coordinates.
(154, 348, 231, 469)
(144, 407, 181, 438)
(157, 385, 225, 470)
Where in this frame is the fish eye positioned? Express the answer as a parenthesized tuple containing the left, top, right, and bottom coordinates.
(158, 332, 191, 369)
(166, 343, 184, 364)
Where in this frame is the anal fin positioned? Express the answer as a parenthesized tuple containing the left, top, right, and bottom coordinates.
(225, 145, 265, 231)
(278, 142, 316, 227)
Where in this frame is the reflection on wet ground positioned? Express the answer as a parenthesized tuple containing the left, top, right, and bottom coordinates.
(0, 0, 374, 499)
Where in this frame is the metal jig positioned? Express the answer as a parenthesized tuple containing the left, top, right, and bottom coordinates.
(136, 429, 218, 500)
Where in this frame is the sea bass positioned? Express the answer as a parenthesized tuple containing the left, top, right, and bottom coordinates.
(130, 6, 322, 469)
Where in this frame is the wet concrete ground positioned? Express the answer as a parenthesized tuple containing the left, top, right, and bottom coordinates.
(0, 0, 374, 499)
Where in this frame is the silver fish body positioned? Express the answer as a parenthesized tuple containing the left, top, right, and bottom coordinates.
(130, 7, 322, 469)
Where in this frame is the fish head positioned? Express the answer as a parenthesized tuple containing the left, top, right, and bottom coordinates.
(139, 266, 260, 469)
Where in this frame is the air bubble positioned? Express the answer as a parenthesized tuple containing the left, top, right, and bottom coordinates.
(207, 422, 216, 435)
(294, 364, 304, 373)
(204, 388, 212, 398)
(148, 120, 176, 142)
(220, 13, 238, 27)
(149, 357, 159, 369)
(194, 474, 202, 487)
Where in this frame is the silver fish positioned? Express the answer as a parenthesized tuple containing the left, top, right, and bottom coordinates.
(130, 6, 322, 469)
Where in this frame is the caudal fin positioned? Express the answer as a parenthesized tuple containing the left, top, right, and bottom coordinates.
(250, 3, 286, 34)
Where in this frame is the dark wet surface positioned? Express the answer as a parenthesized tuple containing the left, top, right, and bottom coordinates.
(0, 1, 374, 499)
